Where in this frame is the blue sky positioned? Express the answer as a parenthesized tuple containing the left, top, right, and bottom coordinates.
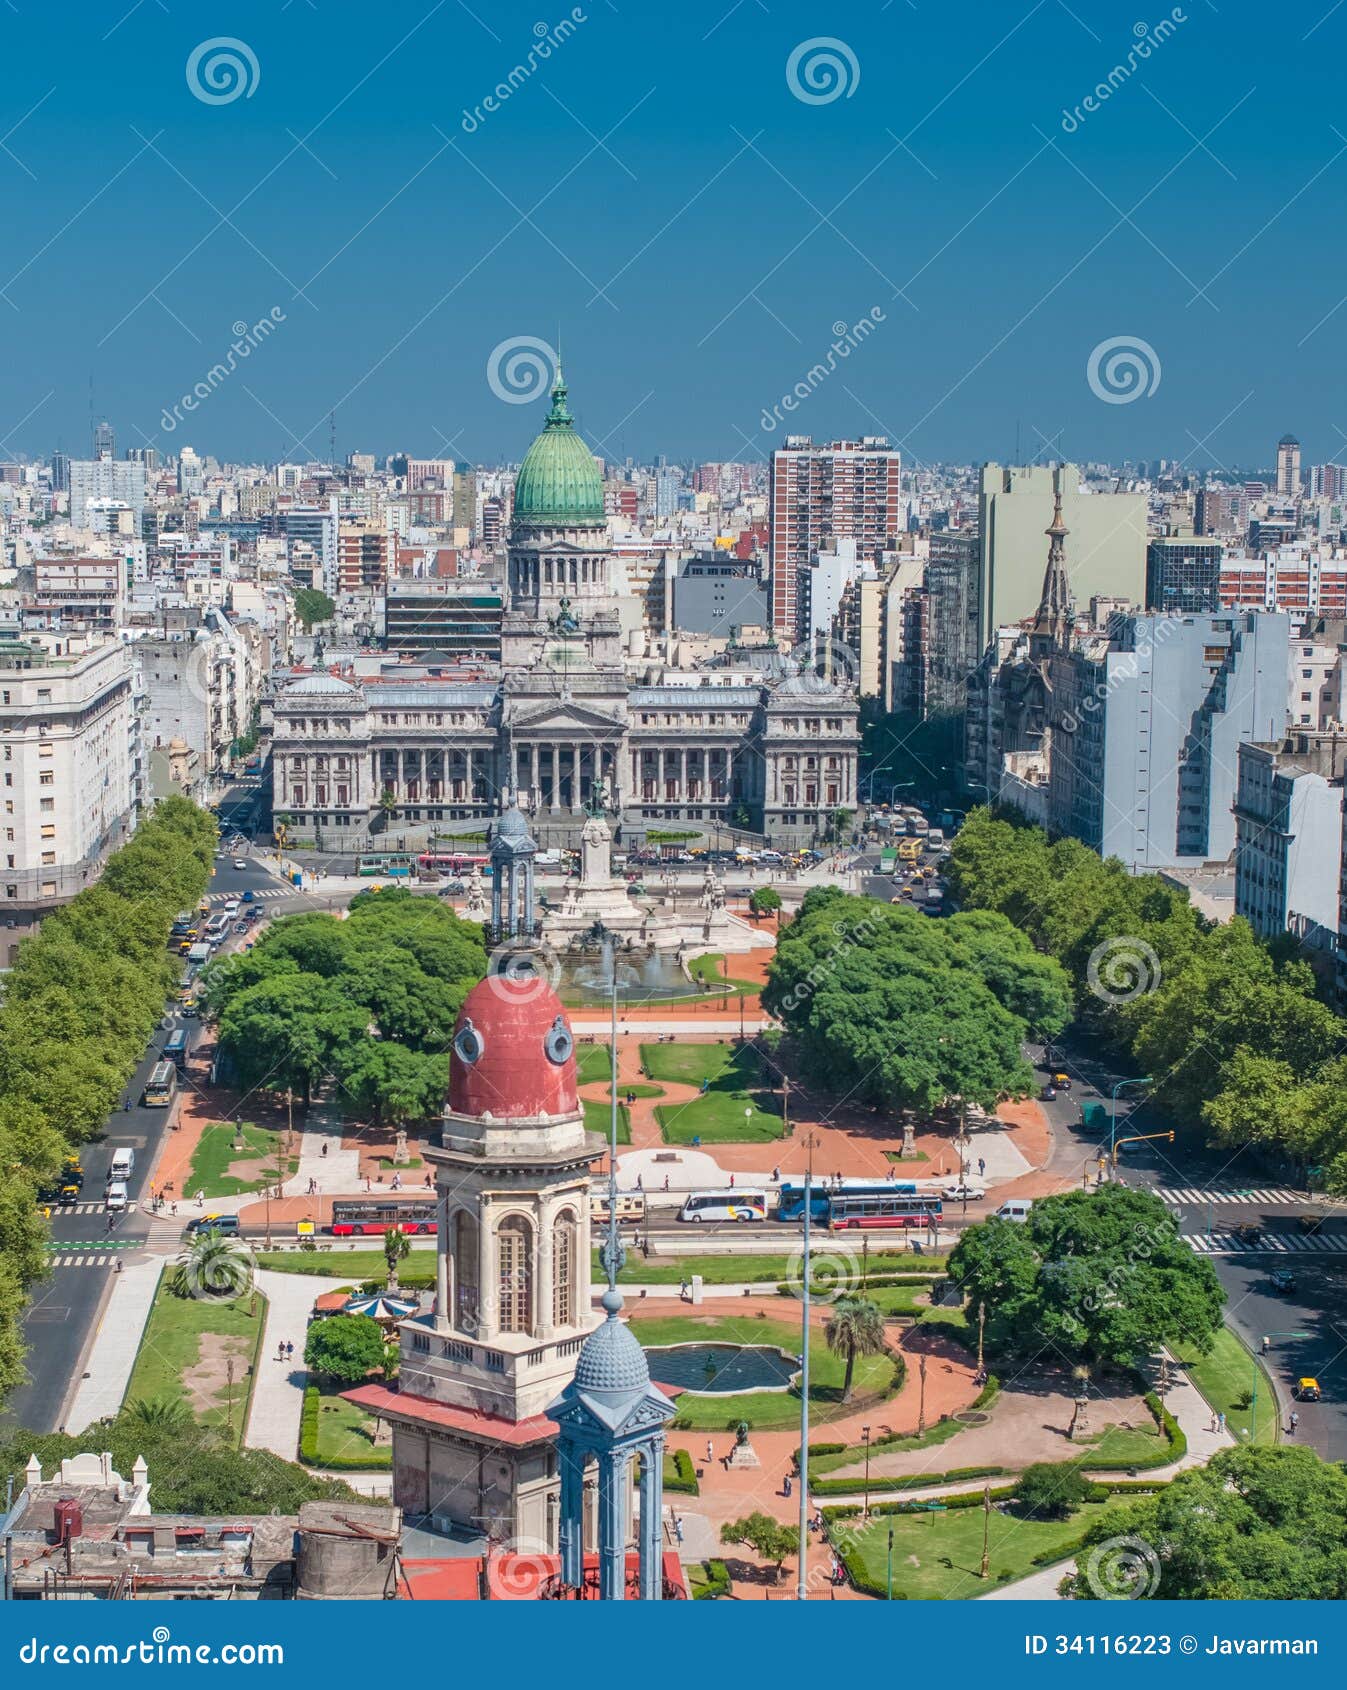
(0, 0, 1342, 470)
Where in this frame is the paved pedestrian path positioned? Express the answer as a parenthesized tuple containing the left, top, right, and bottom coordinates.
(283, 1099, 359, 1199)
(245, 1268, 334, 1461)
(65, 1259, 163, 1431)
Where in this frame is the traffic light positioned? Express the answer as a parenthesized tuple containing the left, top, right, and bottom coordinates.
(1167, 1131, 1175, 1144)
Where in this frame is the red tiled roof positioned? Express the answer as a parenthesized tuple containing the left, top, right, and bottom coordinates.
(341, 1383, 558, 1446)
(398, 1550, 686, 1601)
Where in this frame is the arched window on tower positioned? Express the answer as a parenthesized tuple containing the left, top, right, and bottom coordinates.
(454, 1210, 480, 1333)
(552, 1208, 577, 1328)
(497, 1215, 534, 1334)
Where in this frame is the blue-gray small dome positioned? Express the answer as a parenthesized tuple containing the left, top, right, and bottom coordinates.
(491, 805, 535, 855)
(573, 1311, 650, 1394)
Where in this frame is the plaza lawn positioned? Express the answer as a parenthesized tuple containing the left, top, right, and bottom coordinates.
(687, 954, 758, 995)
(185, 1122, 299, 1198)
(838, 1498, 1130, 1600)
(577, 1044, 618, 1085)
(632, 1314, 900, 1429)
(308, 1386, 391, 1469)
(601, 1250, 941, 1286)
(644, 1043, 783, 1144)
(123, 1271, 264, 1445)
(583, 1099, 631, 1144)
(1182, 1322, 1280, 1445)
(254, 1248, 438, 1278)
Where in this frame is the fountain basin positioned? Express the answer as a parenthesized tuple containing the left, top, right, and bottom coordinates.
(643, 1341, 800, 1395)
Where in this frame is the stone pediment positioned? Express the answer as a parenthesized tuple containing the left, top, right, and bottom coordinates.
(506, 698, 628, 736)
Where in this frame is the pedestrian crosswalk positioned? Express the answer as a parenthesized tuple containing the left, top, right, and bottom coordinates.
(1158, 1186, 1307, 1206)
(47, 1253, 126, 1268)
(1183, 1230, 1347, 1255)
(205, 886, 289, 904)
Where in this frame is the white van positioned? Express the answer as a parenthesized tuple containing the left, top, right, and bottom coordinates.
(534, 848, 562, 868)
(994, 1199, 1033, 1223)
(109, 1147, 135, 1183)
(105, 1181, 129, 1212)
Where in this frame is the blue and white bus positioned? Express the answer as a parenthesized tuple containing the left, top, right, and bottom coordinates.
(776, 1178, 917, 1224)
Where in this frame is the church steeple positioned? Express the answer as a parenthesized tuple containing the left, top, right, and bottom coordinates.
(1031, 469, 1073, 652)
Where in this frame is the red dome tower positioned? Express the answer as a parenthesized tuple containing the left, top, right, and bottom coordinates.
(448, 974, 579, 1121)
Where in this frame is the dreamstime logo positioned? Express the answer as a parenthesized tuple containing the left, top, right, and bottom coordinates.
(486, 1535, 554, 1597)
(787, 1244, 861, 1303)
(1083, 1533, 1162, 1599)
(485, 939, 563, 1004)
(160, 309, 286, 434)
(1086, 336, 1161, 404)
(186, 39, 261, 106)
(460, 10, 588, 133)
(1086, 936, 1162, 1005)
(487, 336, 558, 405)
(759, 308, 886, 434)
(177, 1234, 255, 1303)
(1061, 12, 1188, 134)
(786, 38, 861, 105)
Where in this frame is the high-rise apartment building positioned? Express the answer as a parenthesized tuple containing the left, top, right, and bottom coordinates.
(1217, 546, 1347, 618)
(1276, 433, 1302, 499)
(1311, 462, 1347, 500)
(336, 519, 393, 594)
(977, 464, 1146, 649)
(92, 419, 115, 460)
(769, 436, 901, 635)
(1145, 537, 1225, 613)
(925, 530, 982, 714)
(1234, 732, 1344, 943)
(68, 458, 147, 529)
(285, 500, 339, 594)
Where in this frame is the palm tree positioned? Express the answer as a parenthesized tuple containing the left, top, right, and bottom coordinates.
(122, 1395, 193, 1431)
(823, 1296, 887, 1403)
(377, 789, 398, 833)
(171, 1231, 253, 1302)
(382, 1224, 410, 1292)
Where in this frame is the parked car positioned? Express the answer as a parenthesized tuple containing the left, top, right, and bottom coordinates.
(943, 1181, 986, 1202)
(184, 1214, 241, 1237)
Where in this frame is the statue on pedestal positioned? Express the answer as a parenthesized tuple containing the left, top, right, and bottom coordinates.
(464, 861, 487, 920)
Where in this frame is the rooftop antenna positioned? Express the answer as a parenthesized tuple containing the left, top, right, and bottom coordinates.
(329, 410, 337, 472)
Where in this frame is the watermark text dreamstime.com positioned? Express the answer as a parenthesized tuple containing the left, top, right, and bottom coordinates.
(759, 308, 885, 434)
(18, 1631, 283, 1667)
(1061, 11, 1188, 134)
(160, 309, 286, 434)
(461, 11, 588, 134)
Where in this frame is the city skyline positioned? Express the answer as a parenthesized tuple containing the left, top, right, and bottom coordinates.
(1, 0, 1344, 466)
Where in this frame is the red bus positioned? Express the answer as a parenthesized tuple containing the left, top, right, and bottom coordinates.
(418, 852, 489, 876)
(829, 1192, 943, 1231)
(330, 1198, 438, 1236)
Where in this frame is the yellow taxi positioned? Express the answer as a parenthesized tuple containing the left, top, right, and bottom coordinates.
(1293, 1378, 1322, 1402)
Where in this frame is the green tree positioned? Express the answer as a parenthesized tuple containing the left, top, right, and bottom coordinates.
(822, 1297, 887, 1403)
(1015, 1462, 1094, 1520)
(303, 1313, 388, 1385)
(293, 587, 336, 629)
(748, 886, 782, 919)
(1062, 1446, 1347, 1600)
(947, 1185, 1225, 1370)
(216, 974, 368, 1104)
(719, 1511, 800, 1582)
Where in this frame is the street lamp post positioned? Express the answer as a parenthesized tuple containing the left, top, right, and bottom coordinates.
(918, 1352, 928, 1436)
(886, 1527, 894, 1600)
(862, 1425, 872, 1519)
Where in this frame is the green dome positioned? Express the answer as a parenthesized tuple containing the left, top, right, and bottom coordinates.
(512, 368, 605, 529)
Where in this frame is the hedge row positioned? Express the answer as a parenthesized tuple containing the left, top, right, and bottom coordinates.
(299, 1385, 392, 1471)
(692, 1559, 730, 1600)
(665, 1447, 699, 1495)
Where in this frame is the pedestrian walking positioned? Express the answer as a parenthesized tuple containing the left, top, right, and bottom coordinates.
(277, 1341, 286, 1362)
(195, 1189, 204, 1208)
(1289, 1410, 1299, 1435)
(1209, 1412, 1218, 1433)
(728, 1173, 735, 1188)
(705, 1439, 713, 1464)
(636, 1173, 643, 1192)
(680, 1276, 689, 1302)
(771, 1166, 780, 1183)
(662, 1174, 669, 1192)
(286, 1341, 295, 1361)
(320, 1142, 328, 1158)
(673, 1515, 684, 1546)
(783, 1473, 792, 1498)
(977, 1157, 986, 1178)
(1261, 1336, 1270, 1355)
(171, 1201, 178, 1216)
(1217, 1411, 1226, 1434)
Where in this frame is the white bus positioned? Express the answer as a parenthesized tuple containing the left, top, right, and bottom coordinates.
(678, 1189, 769, 1224)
